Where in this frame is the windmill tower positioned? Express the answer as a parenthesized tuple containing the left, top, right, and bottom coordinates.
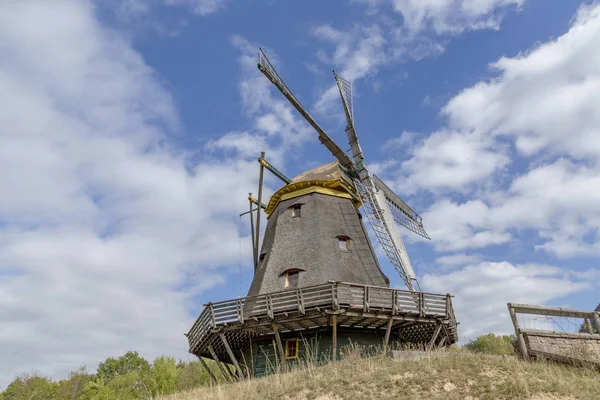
(185, 49, 458, 381)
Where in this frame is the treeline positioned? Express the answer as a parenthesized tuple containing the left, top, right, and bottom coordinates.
(0, 351, 224, 400)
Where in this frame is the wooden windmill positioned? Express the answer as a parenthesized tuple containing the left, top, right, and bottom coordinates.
(185, 49, 459, 381)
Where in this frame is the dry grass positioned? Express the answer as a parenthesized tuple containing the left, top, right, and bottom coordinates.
(160, 350, 600, 400)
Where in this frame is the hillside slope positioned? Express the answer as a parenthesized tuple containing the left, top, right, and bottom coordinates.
(162, 351, 600, 400)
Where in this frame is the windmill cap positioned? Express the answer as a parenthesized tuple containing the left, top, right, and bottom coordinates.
(264, 161, 361, 216)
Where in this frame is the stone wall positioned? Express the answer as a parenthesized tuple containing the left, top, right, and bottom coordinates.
(524, 331, 600, 364)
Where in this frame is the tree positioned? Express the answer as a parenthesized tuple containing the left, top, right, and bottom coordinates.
(464, 333, 516, 355)
(2, 373, 57, 400)
(96, 351, 150, 384)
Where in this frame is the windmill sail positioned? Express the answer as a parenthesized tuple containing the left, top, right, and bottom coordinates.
(334, 70, 420, 290)
(355, 180, 418, 290)
(373, 175, 430, 240)
(257, 49, 355, 173)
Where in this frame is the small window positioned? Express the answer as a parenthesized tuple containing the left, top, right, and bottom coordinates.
(259, 253, 266, 267)
(285, 339, 299, 359)
(292, 204, 301, 218)
(338, 236, 350, 251)
(285, 270, 300, 288)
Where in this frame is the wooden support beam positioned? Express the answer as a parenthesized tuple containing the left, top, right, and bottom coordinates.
(197, 356, 218, 385)
(427, 323, 442, 351)
(219, 333, 244, 380)
(592, 312, 600, 334)
(585, 318, 594, 333)
(437, 335, 447, 349)
(272, 324, 287, 367)
(255, 151, 265, 267)
(248, 194, 257, 271)
(332, 315, 338, 361)
(383, 318, 393, 354)
(507, 303, 529, 360)
(208, 345, 232, 383)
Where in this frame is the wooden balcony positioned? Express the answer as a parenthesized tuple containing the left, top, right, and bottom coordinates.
(187, 281, 458, 372)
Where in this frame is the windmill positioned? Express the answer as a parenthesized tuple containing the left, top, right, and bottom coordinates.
(184, 49, 458, 381)
(257, 48, 429, 291)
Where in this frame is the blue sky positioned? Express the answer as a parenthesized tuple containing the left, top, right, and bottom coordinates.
(1, 0, 599, 387)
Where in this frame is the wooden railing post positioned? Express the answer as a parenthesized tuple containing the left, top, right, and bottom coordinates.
(267, 294, 274, 319)
(209, 303, 216, 328)
(419, 293, 425, 317)
(392, 290, 398, 315)
(332, 282, 339, 310)
(297, 288, 305, 314)
(236, 299, 244, 324)
(446, 294, 451, 320)
(364, 286, 370, 312)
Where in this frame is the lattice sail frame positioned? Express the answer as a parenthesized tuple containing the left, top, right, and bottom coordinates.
(355, 180, 419, 291)
(336, 73, 354, 124)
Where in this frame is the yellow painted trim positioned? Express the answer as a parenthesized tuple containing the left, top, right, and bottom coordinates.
(265, 180, 361, 215)
(285, 339, 299, 359)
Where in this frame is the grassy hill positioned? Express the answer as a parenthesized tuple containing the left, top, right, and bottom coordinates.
(161, 350, 600, 400)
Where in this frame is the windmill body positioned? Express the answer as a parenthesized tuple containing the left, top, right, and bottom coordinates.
(185, 49, 459, 381)
(248, 161, 389, 297)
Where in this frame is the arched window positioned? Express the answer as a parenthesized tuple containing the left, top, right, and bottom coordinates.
(336, 235, 351, 252)
(281, 269, 302, 288)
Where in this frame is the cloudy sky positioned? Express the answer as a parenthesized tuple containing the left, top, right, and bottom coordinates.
(1, 0, 600, 387)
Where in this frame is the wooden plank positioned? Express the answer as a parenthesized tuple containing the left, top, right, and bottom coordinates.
(219, 333, 244, 380)
(427, 323, 442, 351)
(208, 345, 232, 383)
(332, 315, 337, 360)
(592, 312, 600, 334)
(510, 303, 594, 319)
(198, 356, 218, 384)
(272, 324, 287, 367)
(508, 303, 529, 360)
(383, 318, 393, 354)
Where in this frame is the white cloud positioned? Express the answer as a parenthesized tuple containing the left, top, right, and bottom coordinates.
(435, 253, 482, 268)
(309, 0, 519, 116)
(0, 0, 253, 387)
(163, 0, 225, 15)
(422, 261, 592, 340)
(443, 2, 600, 160)
(382, 3, 600, 257)
(393, 130, 510, 194)
(392, 0, 525, 34)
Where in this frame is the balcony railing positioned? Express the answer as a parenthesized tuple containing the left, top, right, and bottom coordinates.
(187, 282, 456, 354)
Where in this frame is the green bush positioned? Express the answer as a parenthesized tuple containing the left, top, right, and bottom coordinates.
(464, 333, 516, 355)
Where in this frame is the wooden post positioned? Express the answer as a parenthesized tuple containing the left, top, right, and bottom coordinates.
(248, 194, 257, 271)
(271, 339, 279, 370)
(219, 333, 244, 380)
(272, 324, 287, 367)
(249, 337, 254, 378)
(255, 151, 265, 267)
(584, 318, 594, 333)
(332, 315, 338, 361)
(208, 345, 232, 383)
(427, 323, 442, 351)
(198, 356, 218, 385)
(507, 303, 529, 360)
(592, 312, 600, 334)
(437, 335, 447, 348)
(383, 318, 393, 355)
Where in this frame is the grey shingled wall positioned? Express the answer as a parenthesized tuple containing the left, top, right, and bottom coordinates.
(247, 191, 389, 297)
